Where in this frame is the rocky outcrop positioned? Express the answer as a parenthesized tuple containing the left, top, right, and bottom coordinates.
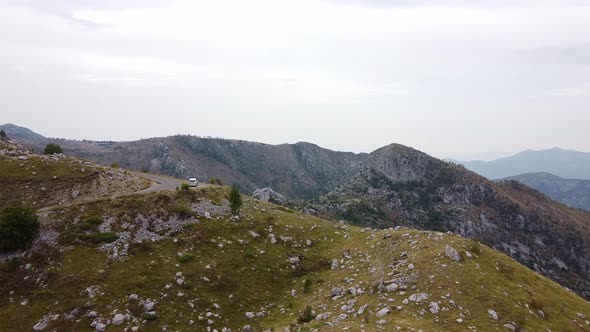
(252, 187, 288, 205)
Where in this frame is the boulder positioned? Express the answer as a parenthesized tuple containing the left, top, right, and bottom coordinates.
(252, 188, 288, 205)
(445, 245, 462, 262)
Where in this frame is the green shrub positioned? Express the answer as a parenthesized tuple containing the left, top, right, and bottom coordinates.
(43, 143, 63, 155)
(303, 278, 313, 294)
(209, 177, 222, 185)
(180, 182, 190, 191)
(0, 204, 39, 252)
(110, 162, 120, 168)
(178, 253, 195, 263)
(171, 203, 193, 219)
(229, 185, 243, 215)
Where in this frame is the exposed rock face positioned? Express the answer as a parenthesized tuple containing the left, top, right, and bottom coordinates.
(252, 187, 288, 205)
(308, 143, 590, 300)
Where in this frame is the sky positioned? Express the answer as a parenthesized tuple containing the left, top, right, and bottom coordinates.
(1, 0, 589, 161)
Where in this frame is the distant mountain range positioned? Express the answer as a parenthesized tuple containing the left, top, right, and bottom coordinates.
(502, 172, 590, 211)
(450, 147, 590, 180)
(4, 123, 590, 299)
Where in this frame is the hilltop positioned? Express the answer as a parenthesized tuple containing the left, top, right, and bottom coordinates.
(501, 172, 590, 211)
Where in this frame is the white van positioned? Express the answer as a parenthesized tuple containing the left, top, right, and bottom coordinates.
(188, 178, 198, 187)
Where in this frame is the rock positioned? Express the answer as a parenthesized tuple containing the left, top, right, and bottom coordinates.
(488, 309, 498, 320)
(72, 190, 80, 198)
(95, 323, 106, 331)
(445, 245, 462, 262)
(429, 302, 440, 314)
(332, 287, 343, 297)
(504, 323, 516, 331)
(456, 318, 464, 323)
(408, 293, 429, 302)
(408, 263, 415, 270)
(87, 311, 98, 318)
(242, 325, 252, 332)
(386, 282, 399, 292)
(112, 313, 125, 325)
(128, 294, 139, 301)
(251, 187, 288, 205)
(33, 315, 50, 331)
(315, 312, 331, 320)
(331, 259, 339, 270)
(376, 307, 390, 318)
(288, 256, 300, 265)
(245, 312, 255, 319)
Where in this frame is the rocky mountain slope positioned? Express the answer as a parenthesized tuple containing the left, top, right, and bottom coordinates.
(307, 144, 590, 300)
(2, 181, 590, 331)
(455, 147, 590, 180)
(502, 172, 590, 211)
(0, 124, 367, 200)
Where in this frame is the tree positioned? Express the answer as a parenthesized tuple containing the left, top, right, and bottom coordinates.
(229, 185, 243, 215)
(0, 130, 6, 139)
(0, 204, 39, 252)
(44, 143, 63, 155)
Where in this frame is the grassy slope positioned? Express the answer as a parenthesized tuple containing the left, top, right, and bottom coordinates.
(1, 187, 590, 331)
(0, 155, 150, 209)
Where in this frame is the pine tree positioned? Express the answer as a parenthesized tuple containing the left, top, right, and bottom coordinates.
(229, 185, 243, 215)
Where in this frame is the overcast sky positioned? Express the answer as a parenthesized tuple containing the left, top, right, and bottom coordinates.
(1, 0, 589, 160)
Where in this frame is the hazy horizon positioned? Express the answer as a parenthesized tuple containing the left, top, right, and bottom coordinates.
(2, 0, 590, 161)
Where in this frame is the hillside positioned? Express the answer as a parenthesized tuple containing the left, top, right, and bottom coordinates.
(307, 144, 590, 300)
(2, 184, 590, 331)
(0, 124, 368, 200)
(0, 138, 151, 210)
(502, 173, 590, 211)
(456, 147, 590, 180)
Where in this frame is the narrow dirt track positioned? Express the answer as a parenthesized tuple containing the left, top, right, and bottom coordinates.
(130, 172, 210, 194)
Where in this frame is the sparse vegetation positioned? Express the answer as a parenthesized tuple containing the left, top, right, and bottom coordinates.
(43, 143, 63, 155)
(209, 177, 222, 185)
(297, 305, 314, 323)
(0, 204, 39, 252)
(0, 130, 7, 139)
(180, 182, 190, 191)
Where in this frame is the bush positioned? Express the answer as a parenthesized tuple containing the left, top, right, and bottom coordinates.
(171, 203, 193, 219)
(0, 130, 6, 139)
(180, 182, 190, 191)
(303, 278, 313, 294)
(229, 185, 243, 215)
(298, 305, 314, 323)
(43, 143, 63, 155)
(178, 253, 195, 263)
(209, 177, 222, 185)
(110, 162, 120, 168)
(0, 204, 39, 252)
